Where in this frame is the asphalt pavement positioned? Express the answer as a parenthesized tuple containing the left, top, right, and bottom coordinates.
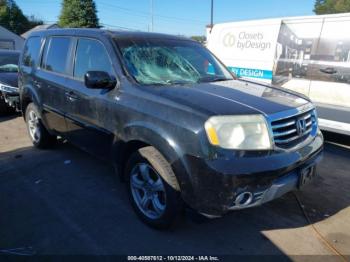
(0, 114, 349, 260)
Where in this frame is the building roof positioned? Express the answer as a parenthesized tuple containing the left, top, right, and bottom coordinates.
(0, 26, 25, 50)
(21, 24, 60, 39)
(0, 26, 24, 40)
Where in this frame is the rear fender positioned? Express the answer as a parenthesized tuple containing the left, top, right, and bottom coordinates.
(20, 84, 41, 118)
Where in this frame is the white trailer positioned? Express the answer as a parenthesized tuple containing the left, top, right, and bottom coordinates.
(207, 13, 350, 135)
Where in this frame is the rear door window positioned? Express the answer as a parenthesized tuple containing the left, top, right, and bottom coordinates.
(22, 36, 42, 67)
(74, 38, 113, 80)
(42, 37, 72, 75)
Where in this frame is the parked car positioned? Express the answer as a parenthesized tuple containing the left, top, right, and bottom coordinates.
(19, 29, 323, 229)
(0, 50, 20, 114)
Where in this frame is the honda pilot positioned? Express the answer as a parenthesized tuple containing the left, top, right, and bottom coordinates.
(19, 29, 323, 228)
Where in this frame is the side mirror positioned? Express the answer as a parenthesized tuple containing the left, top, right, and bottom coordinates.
(84, 71, 116, 89)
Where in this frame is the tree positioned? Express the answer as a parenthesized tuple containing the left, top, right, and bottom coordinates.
(59, 0, 99, 28)
(314, 0, 350, 14)
(0, 0, 43, 34)
(0, 0, 42, 34)
(27, 15, 44, 29)
(190, 35, 206, 44)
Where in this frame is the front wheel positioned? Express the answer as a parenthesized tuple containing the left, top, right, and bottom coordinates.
(125, 146, 183, 229)
(25, 103, 56, 148)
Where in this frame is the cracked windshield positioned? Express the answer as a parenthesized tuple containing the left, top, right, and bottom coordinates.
(117, 38, 233, 85)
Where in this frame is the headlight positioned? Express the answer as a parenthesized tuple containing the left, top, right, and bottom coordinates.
(0, 83, 18, 93)
(204, 115, 272, 150)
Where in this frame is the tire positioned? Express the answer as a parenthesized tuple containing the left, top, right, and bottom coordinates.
(125, 146, 183, 229)
(25, 103, 56, 149)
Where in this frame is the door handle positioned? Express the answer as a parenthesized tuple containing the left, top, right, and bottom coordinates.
(65, 91, 79, 102)
(320, 67, 337, 74)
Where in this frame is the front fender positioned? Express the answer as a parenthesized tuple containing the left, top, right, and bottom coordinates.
(118, 121, 196, 195)
(124, 121, 183, 164)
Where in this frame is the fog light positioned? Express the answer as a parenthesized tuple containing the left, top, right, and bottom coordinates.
(235, 192, 253, 207)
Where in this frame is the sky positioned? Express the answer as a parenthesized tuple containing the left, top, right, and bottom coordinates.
(16, 0, 316, 36)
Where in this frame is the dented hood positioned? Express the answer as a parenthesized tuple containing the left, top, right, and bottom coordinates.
(153, 79, 310, 116)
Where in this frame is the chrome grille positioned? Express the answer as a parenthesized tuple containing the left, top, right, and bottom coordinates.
(271, 110, 317, 148)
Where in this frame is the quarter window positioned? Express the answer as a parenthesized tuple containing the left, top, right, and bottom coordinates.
(74, 38, 112, 79)
(42, 37, 71, 75)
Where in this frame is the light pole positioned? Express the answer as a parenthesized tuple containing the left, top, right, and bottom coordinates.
(150, 0, 154, 32)
(210, 0, 214, 30)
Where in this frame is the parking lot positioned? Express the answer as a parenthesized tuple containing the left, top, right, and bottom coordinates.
(0, 114, 349, 260)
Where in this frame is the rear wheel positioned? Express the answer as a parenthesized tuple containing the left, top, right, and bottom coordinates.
(125, 146, 183, 229)
(25, 103, 56, 148)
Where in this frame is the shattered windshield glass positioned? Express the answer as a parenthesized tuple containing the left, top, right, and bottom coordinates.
(116, 38, 233, 85)
(0, 53, 19, 73)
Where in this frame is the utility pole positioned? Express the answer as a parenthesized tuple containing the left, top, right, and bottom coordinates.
(210, 0, 214, 30)
(150, 0, 154, 32)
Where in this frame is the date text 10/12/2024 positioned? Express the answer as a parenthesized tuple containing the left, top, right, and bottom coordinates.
(127, 256, 220, 261)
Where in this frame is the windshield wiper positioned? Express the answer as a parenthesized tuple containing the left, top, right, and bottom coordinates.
(199, 76, 231, 83)
(165, 80, 196, 85)
(144, 80, 195, 86)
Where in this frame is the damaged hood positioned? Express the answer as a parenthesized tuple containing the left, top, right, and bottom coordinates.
(154, 79, 310, 116)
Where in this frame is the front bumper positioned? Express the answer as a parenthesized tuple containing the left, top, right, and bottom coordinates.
(173, 133, 324, 216)
(228, 162, 317, 211)
(0, 85, 19, 110)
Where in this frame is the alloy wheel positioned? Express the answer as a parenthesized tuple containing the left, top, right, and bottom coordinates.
(27, 110, 41, 143)
(130, 163, 167, 219)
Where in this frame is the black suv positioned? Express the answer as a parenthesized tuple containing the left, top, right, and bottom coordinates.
(19, 29, 323, 228)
